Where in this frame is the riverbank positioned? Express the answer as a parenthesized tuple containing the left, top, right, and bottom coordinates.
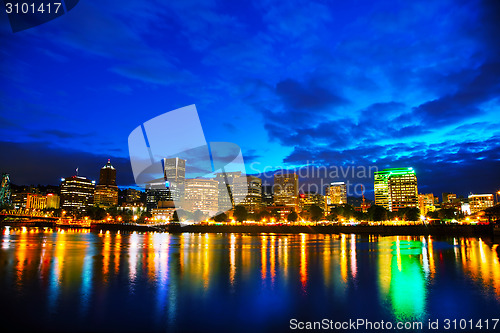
(171, 224, 496, 237)
(1, 220, 498, 238)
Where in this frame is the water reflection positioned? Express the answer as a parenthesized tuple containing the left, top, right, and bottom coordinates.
(1, 228, 500, 332)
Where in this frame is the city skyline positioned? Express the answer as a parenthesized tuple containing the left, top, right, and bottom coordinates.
(1, 160, 498, 201)
(1, 0, 500, 199)
(2, 157, 498, 217)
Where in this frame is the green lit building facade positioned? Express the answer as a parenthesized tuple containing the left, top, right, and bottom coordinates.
(374, 167, 418, 212)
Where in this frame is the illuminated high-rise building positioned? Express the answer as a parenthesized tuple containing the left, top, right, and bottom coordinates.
(468, 194, 494, 214)
(146, 180, 173, 211)
(261, 185, 274, 206)
(326, 182, 347, 205)
(374, 167, 418, 212)
(214, 171, 242, 212)
(99, 159, 117, 186)
(60, 176, 95, 212)
(300, 191, 324, 211)
(418, 193, 435, 215)
(163, 157, 186, 183)
(163, 157, 186, 203)
(274, 173, 299, 209)
(233, 175, 262, 213)
(126, 188, 143, 203)
(183, 178, 219, 216)
(0, 173, 11, 207)
(46, 193, 60, 209)
(94, 159, 119, 207)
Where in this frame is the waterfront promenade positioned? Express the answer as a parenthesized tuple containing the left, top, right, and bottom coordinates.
(1, 218, 498, 237)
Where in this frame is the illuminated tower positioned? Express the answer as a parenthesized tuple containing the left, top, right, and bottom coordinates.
(163, 157, 186, 184)
(274, 173, 299, 209)
(163, 157, 186, 203)
(0, 173, 11, 207)
(183, 178, 219, 215)
(326, 182, 347, 205)
(233, 175, 262, 213)
(99, 159, 116, 186)
(214, 171, 241, 212)
(94, 159, 119, 207)
(60, 175, 95, 212)
(374, 167, 418, 212)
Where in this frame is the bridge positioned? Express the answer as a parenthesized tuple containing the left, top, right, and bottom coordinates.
(0, 209, 58, 222)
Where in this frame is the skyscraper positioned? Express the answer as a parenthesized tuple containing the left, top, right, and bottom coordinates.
(60, 176, 95, 212)
(146, 181, 173, 211)
(233, 175, 262, 213)
(0, 173, 11, 207)
(183, 178, 219, 216)
(94, 159, 119, 207)
(163, 157, 186, 183)
(374, 167, 418, 212)
(326, 182, 347, 205)
(274, 173, 299, 209)
(163, 157, 186, 202)
(214, 171, 242, 212)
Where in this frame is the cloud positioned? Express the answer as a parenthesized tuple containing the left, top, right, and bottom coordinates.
(276, 79, 347, 110)
(0, 141, 135, 186)
(413, 62, 500, 126)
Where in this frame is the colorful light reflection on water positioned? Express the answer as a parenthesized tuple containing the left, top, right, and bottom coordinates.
(0, 227, 499, 332)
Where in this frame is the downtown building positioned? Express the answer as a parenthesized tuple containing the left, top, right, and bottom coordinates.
(214, 171, 242, 212)
(468, 194, 494, 214)
(26, 193, 60, 210)
(0, 173, 11, 207)
(146, 157, 186, 211)
(324, 181, 347, 214)
(418, 193, 435, 215)
(300, 192, 324, 211)
(233, 175, 262, 213)
(374, 167, 418, 212)
(326, 182, 347, 205)
(94, 159, 119, 207)
(183, 178, 219, 216)
(60, 176, 95, 212)
(273, 173, 299, 210)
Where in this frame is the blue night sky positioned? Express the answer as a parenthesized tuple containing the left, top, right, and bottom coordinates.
(1, 0, 499, 198)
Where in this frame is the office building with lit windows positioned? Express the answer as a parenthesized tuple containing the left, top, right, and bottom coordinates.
(126, 188, 143, 203)
(233, 175, 262, 213)
(94, 160, 119, 207)
(273, 173, 299, 209)
(374, 167, 418, 212)
(183, 178, 219, 216)
(326, 182, 347, 205)
(0, 173, 11, 206)
(26, 193, 47, 210)
(418, 193, 435, 215)
(163, 157, 186, 202)
(299, 191, 324, 211)
(468, 194, 494, 214)
(60, 176, 95, 212)
(214, 171, 242, 212)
